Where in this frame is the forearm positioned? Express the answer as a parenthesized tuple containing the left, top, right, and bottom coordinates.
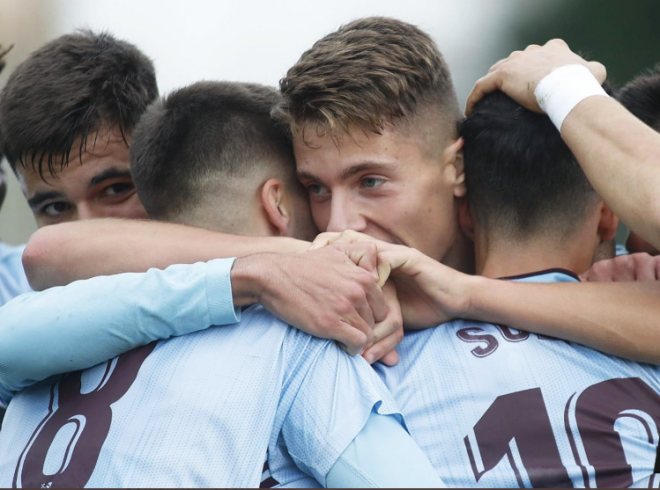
(23, 218, 308, 290)
(0, 258, 239, 402)
(562, 97, 660, 250)
(468, 277, 660, 363)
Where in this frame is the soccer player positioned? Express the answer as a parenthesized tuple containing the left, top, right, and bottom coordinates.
(0, 29, 395, 359)
(0, 81, 441, 488)
(466, 39, 660, 253)
(0, 44, 31, 307)
(20, 18, 660, 364)
(368, 91, 660, 487)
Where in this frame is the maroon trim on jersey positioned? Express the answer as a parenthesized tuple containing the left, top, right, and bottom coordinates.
(260, 457, 279, 488)
(498, 268, 581, 282)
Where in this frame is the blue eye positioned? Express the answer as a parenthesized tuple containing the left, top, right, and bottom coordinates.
(308, 184, 329, 196)
(361, 177, 385, 189)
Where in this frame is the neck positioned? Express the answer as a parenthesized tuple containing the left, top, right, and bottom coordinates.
(476, 231, 595, 279)
(442, 227, 475, 274)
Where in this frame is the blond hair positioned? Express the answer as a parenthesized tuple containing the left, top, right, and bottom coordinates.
(275, 17, 461, 140)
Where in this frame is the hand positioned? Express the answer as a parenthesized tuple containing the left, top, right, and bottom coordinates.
(361, 281, 403, 365)
(465, 39, 607, 115)
(581, 253, 660, 282)
(315, 240, 404, 365)
(231, 247, 388, 356)
(312, 230, 474, 328)
(311, 230, 393, 286)
(376, 244, 473, 328)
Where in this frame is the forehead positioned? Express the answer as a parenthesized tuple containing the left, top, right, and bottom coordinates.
(293, 123, 432, 178)
(17, 130, 131, 196)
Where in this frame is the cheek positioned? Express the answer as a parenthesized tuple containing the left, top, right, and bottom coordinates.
(119, 195, 149, 220)
(310, 199, 330, 231)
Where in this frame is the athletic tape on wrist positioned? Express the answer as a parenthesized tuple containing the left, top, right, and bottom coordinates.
(534, 64, 609, 132)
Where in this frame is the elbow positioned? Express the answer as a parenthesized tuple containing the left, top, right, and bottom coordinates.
(22, 225, 66, 291)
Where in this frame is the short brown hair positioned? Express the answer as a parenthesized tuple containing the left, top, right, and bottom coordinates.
(275, 17, 460, 139)
(0, 30, 158, 178)
(130, 81, 295, 220)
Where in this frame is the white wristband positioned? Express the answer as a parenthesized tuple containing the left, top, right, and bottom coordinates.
(534, 64, 609, 132)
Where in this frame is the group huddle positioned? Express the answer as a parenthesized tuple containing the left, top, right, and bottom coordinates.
(1, 15, 660, 488)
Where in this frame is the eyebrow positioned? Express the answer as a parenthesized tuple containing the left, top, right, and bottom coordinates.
(297, 162, 394, 183)
(89, 168, 133, 187)
(27, 191, 66, 210)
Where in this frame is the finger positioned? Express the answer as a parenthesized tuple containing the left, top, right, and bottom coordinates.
(354, 294, 376, 329)
(379, 349, 400, 366)
(377, 261, 391, 287)
(309, 232, 342, 250)
(363, 277, 389, 324)
(586, 60, 607, 84)
(487, 58, 507, 74)
(377, 248, 414, 276)
(368, 283, 401, 342)
(335, 242, 379, 279)
(362, 330, 402, 365)
(465, 73, 501, 115)
(632, 254, 656, 282)
(336, 319, 371, 356)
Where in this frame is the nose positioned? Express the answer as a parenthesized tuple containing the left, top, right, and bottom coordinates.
(325, 192, 367, 233)
(76, 202, 104, 221)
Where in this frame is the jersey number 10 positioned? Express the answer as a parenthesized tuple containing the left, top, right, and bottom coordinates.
(465, 377, 660, 487)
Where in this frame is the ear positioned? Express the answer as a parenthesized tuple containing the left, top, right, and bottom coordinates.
(443, 137, 466, 198)
(261, 178, 290, 236)
(597, 202, 619, 242)
(457, 196, 475, 242)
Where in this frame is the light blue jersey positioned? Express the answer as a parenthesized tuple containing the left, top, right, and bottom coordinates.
(376, 270, 660, 488)
(0, 257, 442, 488)
(0, 242, 30, 306)
(0, 306, 399, 488)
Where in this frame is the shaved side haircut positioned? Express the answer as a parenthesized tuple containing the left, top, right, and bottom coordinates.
(618, 64, 660, 132)
(130, 81, 299, 223)
(0, 30, 158, 178)
(275, 17, 461, 143)
(460, 92, 599, 240)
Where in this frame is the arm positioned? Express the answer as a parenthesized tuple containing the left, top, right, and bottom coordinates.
(325, 412, 443, 488)
(381, 244, 660, 364)
(465, 39, 660, 250)
(23, 218, 307, 290)
(561, 96, 660, 251)
(314, 231, 660, 364)
(0, 258, 239, 404)
(24, 220, 395, 357)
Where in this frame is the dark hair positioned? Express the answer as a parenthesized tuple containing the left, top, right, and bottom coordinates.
(275, 16, 460, 139)
(617, 64, 660, 132)
(130, 81, 295, 220)
(0, 43, 13, 209)
(0, 30, 158, 178)
(460, 91, 598, 239)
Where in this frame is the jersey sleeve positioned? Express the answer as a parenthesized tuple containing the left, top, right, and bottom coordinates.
(274, 328, 403, 487)
(326, 412, 444, 487)
(0, 258, 240, 405)
(0, 243, 31, 307)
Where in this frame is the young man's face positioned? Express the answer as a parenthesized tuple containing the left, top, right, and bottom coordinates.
(17, 127, 147, 228)
(294, 123, 464, 262)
